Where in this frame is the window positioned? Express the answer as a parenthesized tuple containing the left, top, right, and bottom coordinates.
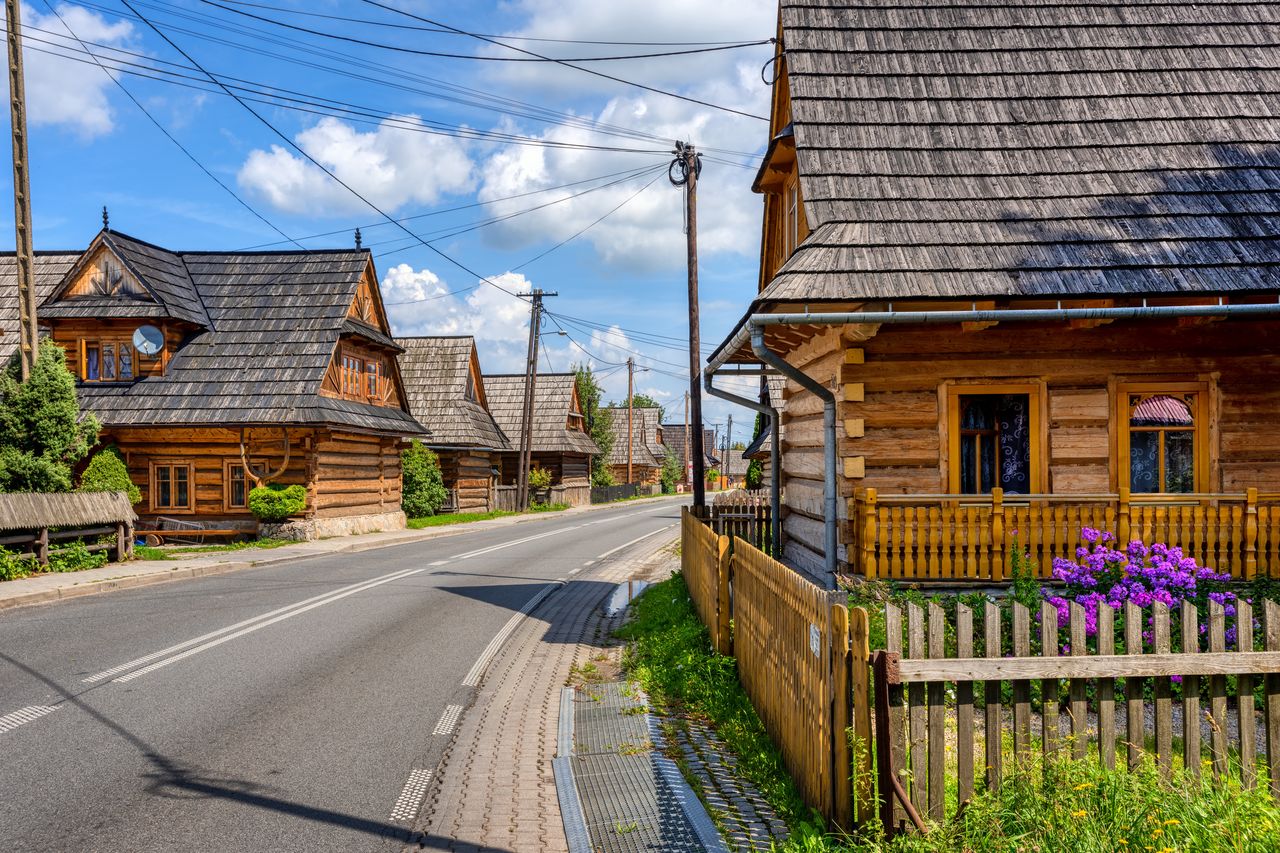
(1119, 383, 1207, 494)
(365, 359, 382, 399)
(947, 384, 1042, 494)
(81, 339, 136, 382)
(225, 462, 247, 510)
(341, 353, 364, 396)
(151, 462, 193, 512)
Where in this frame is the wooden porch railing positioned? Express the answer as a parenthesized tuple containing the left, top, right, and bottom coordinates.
(850, 488, 1280, 582)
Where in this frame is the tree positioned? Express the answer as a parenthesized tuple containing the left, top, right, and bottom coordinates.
(629, 393, 665, 422)
(659, 449, 682, 494)
(0, 341, 99, 493)
(574, 364, 616, 487)
(401, 440, 448, 517)
(79, 446, 141, 504)
(745, 411, 764, 490)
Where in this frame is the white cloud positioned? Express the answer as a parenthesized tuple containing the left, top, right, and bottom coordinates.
(238, 116, 475, 216)
(13, 3, 134, 138)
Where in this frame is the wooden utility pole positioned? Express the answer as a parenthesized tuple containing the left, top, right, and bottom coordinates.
(683, 390, 691, 488)
(725, 414, 732, 489)
(626, 356, 634, 484)
(516, 288, 556, 510)
(671, 141, 705, 508)
(6, 0, 37, 380)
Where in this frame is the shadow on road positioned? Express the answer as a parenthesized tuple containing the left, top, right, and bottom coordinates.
(0, 651, 513, 852)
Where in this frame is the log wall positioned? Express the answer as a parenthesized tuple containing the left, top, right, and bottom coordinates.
(437, 448, 498, 512)
(312, 431, 402, 519)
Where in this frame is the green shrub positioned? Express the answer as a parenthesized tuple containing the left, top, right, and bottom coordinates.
(528, 501, 569, 513)
(0, 545, 37, 581)
(78, 447, 141, 504)
(48, 540, 108, 573)
(528, 465, 553, 491)
(248, 483, 307, 522)
(659, 450, 682, 494)
(704, 467, 721, 484)
(401, 439, 447, 517)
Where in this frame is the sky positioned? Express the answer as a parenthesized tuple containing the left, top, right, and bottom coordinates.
(7, 0, 776, 447)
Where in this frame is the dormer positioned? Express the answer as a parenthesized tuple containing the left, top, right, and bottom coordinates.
(322, 256, 407, 408)
(40, 230, 209, 383)
(753, 32, 809, 290)
(567, 383, 586, 433)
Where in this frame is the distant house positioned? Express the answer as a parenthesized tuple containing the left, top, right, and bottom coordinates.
(742, 377, 786, 490)
(719, 449, 751, 490)
(660, 425, 720, 485)
(602, 406, 665, 485)
(0, 228, 422, 537)
(396, 336, 511, 513)
(706, 0, 1280, 584)
(483, 373, 599, 505)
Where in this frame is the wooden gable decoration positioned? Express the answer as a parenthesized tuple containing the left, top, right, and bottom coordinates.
(346, 261, 392, 335)
(567, 381, 586, 432)
(466, 344, 489, 409)
(58, 244, 152, 302)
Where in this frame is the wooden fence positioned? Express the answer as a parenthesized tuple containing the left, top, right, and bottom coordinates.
(873, 598, 1280, 837)
(851, 488, 1280, 583)
(680, 508, 872, 826)
(692, 498, 773, 555)
(0, 491, 136, 565)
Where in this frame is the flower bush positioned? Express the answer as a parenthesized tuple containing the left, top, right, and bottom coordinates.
(1045, 527, 1237, 647)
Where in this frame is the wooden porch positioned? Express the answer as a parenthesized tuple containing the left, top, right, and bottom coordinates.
(848, 488, 1280, 583)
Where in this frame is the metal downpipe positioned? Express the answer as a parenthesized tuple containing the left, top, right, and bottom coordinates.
(749, 325, 838, 588)
(703, 369, 781, 554)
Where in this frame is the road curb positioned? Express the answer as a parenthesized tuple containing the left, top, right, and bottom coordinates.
(0, 496, 685, 614)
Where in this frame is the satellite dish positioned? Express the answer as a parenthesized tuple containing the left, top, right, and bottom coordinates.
(133, 324, 164, 356)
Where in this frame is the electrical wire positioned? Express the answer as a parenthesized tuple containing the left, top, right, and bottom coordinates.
(361, 0, 769, 122)
(198, 0, 770, 63)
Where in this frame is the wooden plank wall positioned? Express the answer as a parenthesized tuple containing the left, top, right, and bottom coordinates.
(437, 448, 496, 512)
(112, 426, 310, 520)
(312, 432, 402, 518)
(778, 318, 1280, 572)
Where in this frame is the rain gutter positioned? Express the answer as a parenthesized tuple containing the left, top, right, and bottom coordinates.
(705, 298, 1280, 587)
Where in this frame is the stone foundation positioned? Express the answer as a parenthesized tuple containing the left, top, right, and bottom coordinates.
(262, 510, 407, 541)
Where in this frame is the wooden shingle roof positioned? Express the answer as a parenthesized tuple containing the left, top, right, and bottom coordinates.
(760, 0, 1280, 305)
(483, 373, 599, 455)
(660, 425, 720, 468)
(0, 232, 423, 436)
(602, 406, 663, 468)
(396, 336, 510, 450)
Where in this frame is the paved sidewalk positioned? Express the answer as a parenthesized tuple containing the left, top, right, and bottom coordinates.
(0, 495, 683, 613)
(413, 536, 679, 852)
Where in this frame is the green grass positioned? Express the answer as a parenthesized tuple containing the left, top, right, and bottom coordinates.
(133, 538, 293, 560)
(528, 501, 570, 513)
(407, 510, 516, 529)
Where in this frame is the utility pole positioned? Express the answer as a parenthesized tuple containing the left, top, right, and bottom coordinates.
(516, 288, 556, 510)
(626, 356, 634, 484)
(6, 0, 37, 380)
(683, 390, 691, 489)
(671, 141, 705, 508)
(725, 414, 732, 489)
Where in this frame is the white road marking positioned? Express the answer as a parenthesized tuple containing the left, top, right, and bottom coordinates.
(83, 567, 424, 683)
(454, 526, 583, 560)
(433, 704, 463, 736)
(389, 768, 433, 822)
(429, 560, 448, 566)
(113, 569, 426, 683)
(462, 582, 560, 687)
(0, 705, 57, 735)
(595, 523, 678, 561)
(567, 568, 581, 576)
(582, 560, 595, 566)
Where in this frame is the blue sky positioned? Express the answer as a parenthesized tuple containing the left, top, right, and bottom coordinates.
(10, 0, 777, 445)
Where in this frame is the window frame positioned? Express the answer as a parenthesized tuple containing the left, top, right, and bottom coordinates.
(79, 338, 138, 382)
(223, 460, 249, 512)
(945, 382, 1046, 494)
(1116, 381, 1210, 495)
(149, 461, 195, 514)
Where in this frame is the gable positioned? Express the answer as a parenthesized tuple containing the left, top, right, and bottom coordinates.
(58, 244, 152, 302)
(346, 260, 392, 335)
(466, 345, 489, 409)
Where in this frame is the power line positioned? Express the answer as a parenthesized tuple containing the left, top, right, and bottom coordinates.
(212, 0, 764, 47)
(37, 0, 302, 249)
(361, 0, 769, 122)
(198, 0, 770, 63)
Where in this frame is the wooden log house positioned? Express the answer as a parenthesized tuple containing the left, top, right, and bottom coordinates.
(483, 373, 598, 506)
(709, 0, 1280, 582)
(601, 406, 665, 485)
(659, 425, 721, 485)
(0, 228, 425, 538)
(396, 336, 511, 512)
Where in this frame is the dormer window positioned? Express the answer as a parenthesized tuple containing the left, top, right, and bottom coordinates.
(81, 339, 137, 382)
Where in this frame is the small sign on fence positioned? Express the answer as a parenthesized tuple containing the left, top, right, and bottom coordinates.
(809, 623, 821, 657)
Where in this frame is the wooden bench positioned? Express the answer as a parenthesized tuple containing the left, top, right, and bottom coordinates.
(135, 528, 246, 547)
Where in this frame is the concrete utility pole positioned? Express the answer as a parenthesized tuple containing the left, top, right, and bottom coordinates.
(670, 141, 705, 508)
(516, 288, 556, 510)
(6, 0, 37, 380)
(626, 356, 634, 484)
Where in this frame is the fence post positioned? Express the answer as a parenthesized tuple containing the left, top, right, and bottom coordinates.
(1246, 487, 1259, 580)
(991, 487, 1005, 582)
(831, 602, 853, 830)
(35, 526, 49, 565)
(849, 605, 873, 825)
(716, 535, 732, 656)
(1118, 488, 1131, 545)
(861, 488, 878, 579)
(1264, 599, 1280, 800)
(114, 521, 129, 562)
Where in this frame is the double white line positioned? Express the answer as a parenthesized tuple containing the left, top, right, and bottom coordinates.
(82, 567, 425, 685)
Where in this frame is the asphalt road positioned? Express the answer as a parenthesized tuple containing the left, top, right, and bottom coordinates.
(0, 498, 685, 852)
